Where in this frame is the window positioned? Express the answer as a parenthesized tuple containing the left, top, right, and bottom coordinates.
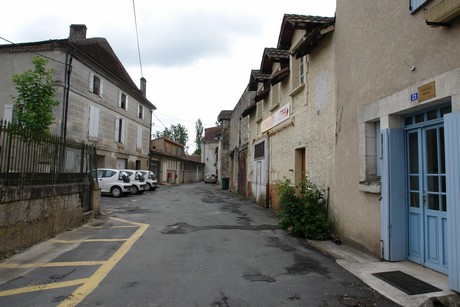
(299, 56, 305, 84)
(410, 0, 430, 13)
(137, 126, 142, 150)
(118, 92, 128, 110)
(254, 141, 265, 159)
(114, 116, 125, 144)
(89, 73, 103, 97)
(138, 104, 144, 119)
(89, 106, 100, 138)
(270, 83, 280, 111)
(256, 102, 263, 122)
(3, 104, 13, 123)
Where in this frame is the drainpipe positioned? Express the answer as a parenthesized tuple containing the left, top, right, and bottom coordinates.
(60, 53, 72, 172)
(61, 53, 72, 140)
(266, 134, 270, 208)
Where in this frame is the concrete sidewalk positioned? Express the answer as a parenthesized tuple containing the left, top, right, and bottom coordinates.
(308, 240, 460, 307)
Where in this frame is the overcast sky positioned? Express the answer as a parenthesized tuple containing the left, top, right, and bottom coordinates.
(1, 0, 336, 152)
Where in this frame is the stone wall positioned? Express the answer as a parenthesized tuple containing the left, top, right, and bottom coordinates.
(0, 183, 97, 258)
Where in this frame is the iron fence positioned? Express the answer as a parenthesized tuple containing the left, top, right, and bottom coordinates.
(0, 121, 96, 186)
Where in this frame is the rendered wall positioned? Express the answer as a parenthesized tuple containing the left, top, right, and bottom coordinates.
(333, 0, 460, 255)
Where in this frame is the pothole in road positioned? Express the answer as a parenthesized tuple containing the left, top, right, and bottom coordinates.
(242, 270, 276, 282)
(265, 236, 296, 252)
(285, 253, 328, 276)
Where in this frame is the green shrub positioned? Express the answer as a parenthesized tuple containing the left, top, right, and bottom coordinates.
(277, 177, 331, 240)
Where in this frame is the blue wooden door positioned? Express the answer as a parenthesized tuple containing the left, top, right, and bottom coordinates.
(407, 124, 448, 274)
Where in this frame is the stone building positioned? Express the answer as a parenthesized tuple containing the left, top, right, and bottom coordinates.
(225, 86, 254, 195)
(150, 137, 204, 184)
(217, 110, 232, 186)
(333, 0, 460, 290)
(241, 15, 336, 209)
(201, 126, 222, 178)
(0, 24, 156, 170)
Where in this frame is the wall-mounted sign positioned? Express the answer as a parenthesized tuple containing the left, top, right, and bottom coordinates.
(418, 81, 436, 102)
(410, 92, 418, 102)
(261, 103, 291, 133)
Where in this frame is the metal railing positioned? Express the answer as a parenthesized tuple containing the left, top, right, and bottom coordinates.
(0, 121, 95, 186)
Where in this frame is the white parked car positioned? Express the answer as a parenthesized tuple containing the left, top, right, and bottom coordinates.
(122, 170, 149, 195)
(138, 170, 158, 191)
(93, 169, 133, 197)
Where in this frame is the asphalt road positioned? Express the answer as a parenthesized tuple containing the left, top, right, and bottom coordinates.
(0, 183, 399, 306)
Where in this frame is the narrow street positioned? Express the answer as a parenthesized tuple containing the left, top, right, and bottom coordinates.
(0, 183, 398, 306)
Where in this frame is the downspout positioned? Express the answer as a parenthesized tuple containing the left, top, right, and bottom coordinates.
(61, 54, 72, 141)
(266, 134, 270, 208)
(60, 53, 72, 172)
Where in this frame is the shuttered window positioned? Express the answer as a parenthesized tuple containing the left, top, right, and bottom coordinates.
(89, 106, 100, 138)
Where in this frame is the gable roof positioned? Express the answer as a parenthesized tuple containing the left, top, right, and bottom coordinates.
(217, 110, 232, 122)
(248, 69, 271, 91)
(277, 14, 335, 51)
(0, 27, 155, 110)
(203, 126, 222, 142)
(259, 48, 290, 73)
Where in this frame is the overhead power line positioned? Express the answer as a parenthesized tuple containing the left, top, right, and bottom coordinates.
(132, 0, 143, 77)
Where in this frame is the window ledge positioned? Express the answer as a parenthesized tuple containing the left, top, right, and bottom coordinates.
(289, 83, 305, 97)
(359, 180, 381, 194)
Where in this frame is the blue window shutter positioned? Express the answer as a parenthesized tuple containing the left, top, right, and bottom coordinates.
(445, 111, 460, 292)
(381, 128, 407, 261)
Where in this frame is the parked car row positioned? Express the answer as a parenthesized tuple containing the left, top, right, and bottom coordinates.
(92, 168, 158, 197)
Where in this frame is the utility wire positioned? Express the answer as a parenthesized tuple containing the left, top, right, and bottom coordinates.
(132, 0, 144, 77)
(0, 36, 69, 66)
(152, 112, 167, 129)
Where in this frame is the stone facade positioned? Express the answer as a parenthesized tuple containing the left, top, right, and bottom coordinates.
(226, 86, 254, 195)
(0, 25, 156, 171)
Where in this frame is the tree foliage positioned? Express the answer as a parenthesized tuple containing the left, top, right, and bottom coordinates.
(154, 123, 189, 146)
(194, 118, 203, 155)
(11, 56, 60, 136)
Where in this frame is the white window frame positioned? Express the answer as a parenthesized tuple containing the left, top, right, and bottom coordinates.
(3, 104, 13, 123)
(89, 105, 100, 138)
(299, 56, 305, 84)
(114, 116, 125, 144)
(118, 91, 129, 111)
(89, 73, 103, 97)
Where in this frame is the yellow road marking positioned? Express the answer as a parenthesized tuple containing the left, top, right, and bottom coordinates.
(83, 225, 138, 229)
(51, 238, 127, 243)
(0, 261, 105, 269)
(0, 217, 149, 305)
(0, 278, 88, 297)
(58, 217, 149, 306)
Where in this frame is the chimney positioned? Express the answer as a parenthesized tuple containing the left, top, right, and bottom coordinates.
(69, 24, 87, 41)
(140, 77, 147, 96)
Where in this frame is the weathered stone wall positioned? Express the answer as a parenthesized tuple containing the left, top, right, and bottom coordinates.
(0, 183, 93, 258)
